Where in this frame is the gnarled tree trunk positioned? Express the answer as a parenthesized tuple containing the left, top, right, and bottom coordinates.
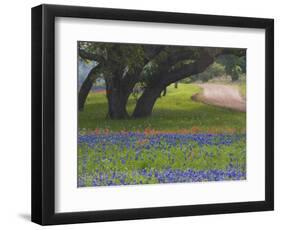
(132, 86, 163, 118)
(78, 65, 101, 111)
(106, 91, 130, 119)
(132, 51, 215, 118)
(105, 76, 133, 119)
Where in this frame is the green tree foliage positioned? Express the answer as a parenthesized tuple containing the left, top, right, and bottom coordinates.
(189, 62, 225, 82)
(217, 55, 246, 81)
(182, 54, 246, 83)
(78, 42, 246, 119)
(79, 41, 145, 76)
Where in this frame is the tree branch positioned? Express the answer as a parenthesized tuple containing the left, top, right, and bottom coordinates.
(78, 49, 104, 63)
(159, 48, 246, 86)
(162, 51, 214, 85)
(219, 48, 246, 57)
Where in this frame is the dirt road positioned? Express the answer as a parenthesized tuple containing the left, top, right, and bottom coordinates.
(192, 83, 246, 112)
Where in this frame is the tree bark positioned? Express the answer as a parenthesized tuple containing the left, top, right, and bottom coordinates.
(230, 71, 240, 82)
(103, 49, 162, 119)
(132, 86, 163, 118)
(78, 66, 101, 111)
(106, 92, 130, 119)
(162, 51, 214, 86)
(161, 87, 167, 96)
(105, 77, 132, 119)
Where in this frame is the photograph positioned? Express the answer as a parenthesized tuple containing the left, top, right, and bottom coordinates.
(30, 4, 274, 225)
(77, 41, 247, 187)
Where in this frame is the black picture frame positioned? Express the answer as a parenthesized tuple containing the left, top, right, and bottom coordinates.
(31, 4, 274, 225)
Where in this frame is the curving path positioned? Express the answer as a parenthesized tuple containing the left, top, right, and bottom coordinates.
(192, 83, 246, 112)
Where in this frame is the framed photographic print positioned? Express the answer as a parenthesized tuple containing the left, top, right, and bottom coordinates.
(31, 4, 274, 225)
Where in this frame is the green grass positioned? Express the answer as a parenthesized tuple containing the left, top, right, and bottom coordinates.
(78, 136, 246, 186)
(79, 83, 246, 133)
(78, 83, 246, 187)
(79, 138, 245, 174)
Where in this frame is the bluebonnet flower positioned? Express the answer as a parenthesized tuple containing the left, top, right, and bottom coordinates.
(78, 132, 246, 187)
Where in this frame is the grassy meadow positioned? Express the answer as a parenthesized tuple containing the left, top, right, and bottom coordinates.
(78, 83, 246, 187)
(79, 84, 246, 133)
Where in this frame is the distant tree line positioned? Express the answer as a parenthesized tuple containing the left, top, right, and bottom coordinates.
(184, 55, 246, 83)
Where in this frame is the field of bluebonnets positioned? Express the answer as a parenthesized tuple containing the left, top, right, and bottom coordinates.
(78, 84, 246, 187)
